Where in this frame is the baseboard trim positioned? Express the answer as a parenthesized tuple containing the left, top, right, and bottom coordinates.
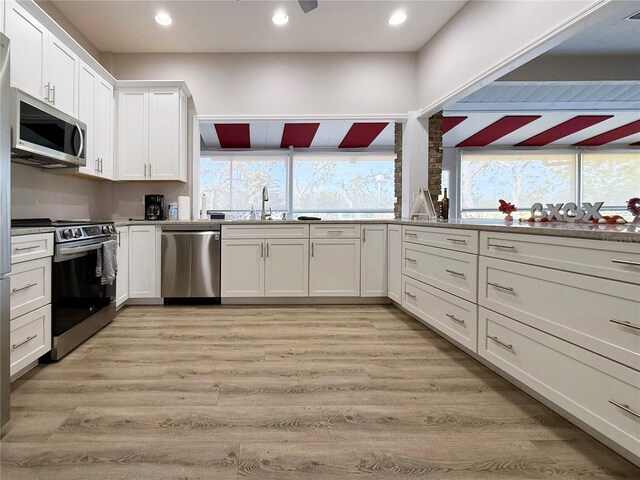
(222, 296, 391, 305)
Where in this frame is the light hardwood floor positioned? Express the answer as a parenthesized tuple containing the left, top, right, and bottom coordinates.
(1, 305, 638, 479)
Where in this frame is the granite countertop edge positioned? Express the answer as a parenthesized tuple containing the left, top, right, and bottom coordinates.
(111, 219, 640, 243)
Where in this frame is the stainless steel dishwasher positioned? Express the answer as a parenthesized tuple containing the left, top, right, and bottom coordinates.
(161, 225, 221, 301)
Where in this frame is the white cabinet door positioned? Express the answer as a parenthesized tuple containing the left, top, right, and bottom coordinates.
(148, 88, 180, 180)
(5, 0, 47, 100)
(128, 226, 158, 298)
(76, 62, 96, 176)
(95, 78, 113, 179)
(309, 239, 360, 296)
(117, 89, 148, 180)
(360, 224, 387, 297)
(221, 239, 264, 297)
(116, 227, 129, 307)
(265, 239, 309, 297)
(47, 34, 77, 116)
(387, 224, 402, 303)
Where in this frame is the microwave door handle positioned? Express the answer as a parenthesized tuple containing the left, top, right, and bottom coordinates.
(75, 123, 84, 159)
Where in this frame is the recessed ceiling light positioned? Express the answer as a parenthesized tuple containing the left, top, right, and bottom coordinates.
(155, 12, 172, 26)
(272, 11, 289, 26)
(389, 11, 407, 26)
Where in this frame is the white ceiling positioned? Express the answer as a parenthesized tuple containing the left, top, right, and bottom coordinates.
(548, 10, 640, 55)
(50, 0, 466, 53)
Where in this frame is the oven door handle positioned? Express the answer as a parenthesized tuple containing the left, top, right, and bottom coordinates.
(58, 243, 103, 256)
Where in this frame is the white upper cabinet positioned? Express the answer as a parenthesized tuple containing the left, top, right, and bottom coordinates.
(5, 0, 47, 100)
(76, 62, 114, 179)
(116, 84, 188, 182)
(360, 224, 387, 297)
(5, 1, 78, 116)
(95, 78, 114, 179)
(76, 62, 97, 176)
(117, 88, 148, 180)
(46, 33, 77, 116)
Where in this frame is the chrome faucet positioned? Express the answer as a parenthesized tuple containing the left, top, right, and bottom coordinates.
(261, 186, 270, 220)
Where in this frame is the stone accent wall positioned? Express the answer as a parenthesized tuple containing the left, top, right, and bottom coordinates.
(428, 112, 444, 204)
(394, 122, 403, 218)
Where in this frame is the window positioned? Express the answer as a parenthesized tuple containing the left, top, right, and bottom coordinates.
(200, 154, 288, 213)
(292, 153, 395, 219)
(458, 150, 639, 220)
(199, 152, 395, 219)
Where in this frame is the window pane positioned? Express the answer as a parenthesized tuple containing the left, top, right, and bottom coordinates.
(200, 157, 231, 210)
(461, 153, 576, 211)
(230, 158, 287, 211)
(200, 155, 287, 212)
(582, 152, 640, 207)
(292, 154, 394, 212)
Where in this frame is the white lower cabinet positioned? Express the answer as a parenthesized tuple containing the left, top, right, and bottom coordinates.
(478, 307, 640, 460)
(10, 305, 51, 377)
(309, 239, 360, 296)
(403, 275, 478, 352)
(265, 239, 309, 297)
(387, 224, 402, 303)
(116, 227, 129, 307)
(128, 225, 159, 298)
(221, 239, 265, 297)
(360, 224, 387, 297)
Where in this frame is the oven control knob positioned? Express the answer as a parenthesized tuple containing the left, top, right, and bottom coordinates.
(72, 228, 82, 238)
(110, 225, 116, 234)
(63, 229, 73, 239)
(102, 226, 110, 234)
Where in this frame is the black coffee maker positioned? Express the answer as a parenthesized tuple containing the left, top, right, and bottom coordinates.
(145, 194, 165, 221)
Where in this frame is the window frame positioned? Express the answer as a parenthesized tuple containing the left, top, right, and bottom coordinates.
(199, 148, 396, 218)
(449, 147, 638, 219)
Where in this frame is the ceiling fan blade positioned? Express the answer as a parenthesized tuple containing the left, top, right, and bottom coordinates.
(298, 0, 318, 14)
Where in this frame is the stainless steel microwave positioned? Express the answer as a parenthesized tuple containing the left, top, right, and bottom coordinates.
(11, 88, 86, 168)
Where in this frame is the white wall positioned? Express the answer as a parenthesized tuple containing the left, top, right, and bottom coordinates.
(110, 52, 418, 116)
(416, 0, 618, 116)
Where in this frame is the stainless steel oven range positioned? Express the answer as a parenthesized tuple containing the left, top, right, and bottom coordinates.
(12, 219, 118, 360)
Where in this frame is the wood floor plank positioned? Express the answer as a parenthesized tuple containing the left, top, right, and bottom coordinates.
(2, 304, 637, 479)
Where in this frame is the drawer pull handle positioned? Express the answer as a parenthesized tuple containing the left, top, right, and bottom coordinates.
(488, 335, 513, 350)
(12, 335, 37, 350)
(328, 230, 343, 235)
(488, 282, 514, 292)
(446, 313, 465, 325)
(447, 238, 467, 244)
(405, 232, 418, 238)
(609, 319, 640, 331)
(488, 243, 515, 250)
(404, 291, 416, 299)
(404, 257, 417, 263)
(609, 400, 640, 419)
(11, 283, 38, 294)
(14, 245, 39, 251)
(611, 259, 640, 267)
(446, 269, 465, 278)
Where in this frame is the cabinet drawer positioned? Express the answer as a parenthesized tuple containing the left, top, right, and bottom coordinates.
(223, 224, 309, 239)
(478, 307, 640, 458)
(310, 224, 360, 239)
(11, 233, 54, 264)
(10, 305, 52, 377)
(480, 232, 640, 284)
(8, 257, 51, 320)
(479, 256, 640, 369)
(402, 275, 477, 352)
(403, 226, 478, 254)
(402, 243, 477, 302)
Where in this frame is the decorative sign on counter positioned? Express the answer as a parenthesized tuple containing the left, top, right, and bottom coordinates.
(530, 202, 603, 222)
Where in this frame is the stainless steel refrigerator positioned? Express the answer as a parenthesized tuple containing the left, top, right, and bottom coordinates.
(0, 32, 12, 432)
